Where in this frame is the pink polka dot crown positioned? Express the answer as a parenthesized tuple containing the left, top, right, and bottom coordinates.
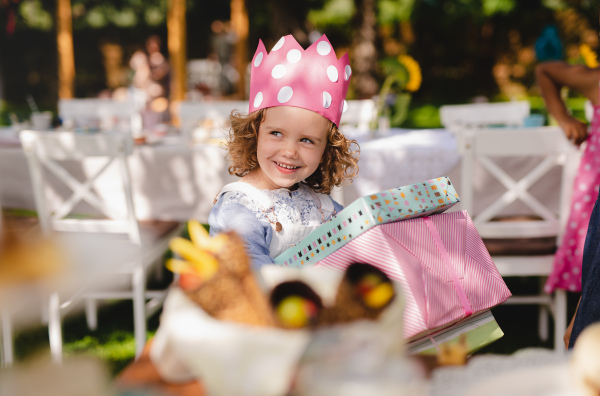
(249, 34, 351, 126)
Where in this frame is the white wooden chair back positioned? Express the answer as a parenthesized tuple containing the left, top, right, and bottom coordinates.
(58, 98, 143, 136)
(457, 125, 577, 351)
(458, 126, 576, 240)
(440, 101, 530, 131)
(339, 99, 377, 130)
(178, 100, 248, 141)
(19, 130, 141, 245)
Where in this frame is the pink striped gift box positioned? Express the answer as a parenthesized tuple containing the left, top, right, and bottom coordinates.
(315, 210, 511, 340)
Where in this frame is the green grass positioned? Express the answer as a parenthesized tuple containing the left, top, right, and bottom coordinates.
(13, 300, 163, 376)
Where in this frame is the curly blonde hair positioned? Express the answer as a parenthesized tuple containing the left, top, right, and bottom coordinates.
(226, 108, 360, 194)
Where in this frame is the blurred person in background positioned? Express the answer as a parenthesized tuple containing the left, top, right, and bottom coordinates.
(128, 35, 170, 130)
(145, 35, 170, 104)
(210, 20, 239, 97)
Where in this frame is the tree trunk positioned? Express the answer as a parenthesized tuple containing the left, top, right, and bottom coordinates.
(267, 0, 310, 45)
(231, 0, 249, 99)
(56, 0, 75, 99)
(167, 0, 187, 124)
(352, 0, 379, 99)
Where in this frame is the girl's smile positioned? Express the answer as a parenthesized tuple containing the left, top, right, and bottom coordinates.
(243, 106, 329, 190)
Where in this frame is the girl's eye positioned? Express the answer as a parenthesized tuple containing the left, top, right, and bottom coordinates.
(270, 131, 282, 137)
(300, 138, 314, 144)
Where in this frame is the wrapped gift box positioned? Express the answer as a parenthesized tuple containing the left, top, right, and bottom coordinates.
(405, 310, 504, 355)
(275, 176, 459, 266)
(314, 210, 512, 340)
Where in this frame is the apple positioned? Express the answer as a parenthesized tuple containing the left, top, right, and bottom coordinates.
(276, 296, 317, 328)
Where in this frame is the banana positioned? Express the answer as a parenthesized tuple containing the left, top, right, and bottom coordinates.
(169, 237, 219, 278)
(188, 220, 209, 246)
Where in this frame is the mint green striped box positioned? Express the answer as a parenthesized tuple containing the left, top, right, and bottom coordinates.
(274, 176, 460, 267)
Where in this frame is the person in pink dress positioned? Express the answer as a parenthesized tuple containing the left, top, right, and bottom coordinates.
(536, 60, 600, 347)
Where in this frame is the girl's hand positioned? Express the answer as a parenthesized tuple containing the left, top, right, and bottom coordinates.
(558, 116, 588, 146)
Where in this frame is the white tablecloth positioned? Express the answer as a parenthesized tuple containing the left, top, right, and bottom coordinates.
(0, 132, 237, 222)
(0, 127, 571, 222)
(341, 128, 460, 204)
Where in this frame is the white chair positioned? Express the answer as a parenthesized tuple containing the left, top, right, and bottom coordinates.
(457, 125, 578, 351)
(440, 101, 530, 131)
(178, 100, 248, 142)
(339, 99, 377, 131)
(19, 130, 182, 361)
(58, 98, 144, 138)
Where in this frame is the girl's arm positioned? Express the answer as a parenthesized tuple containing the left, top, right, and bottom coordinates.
(535, 62, 599, 145)
(208, 201, 275, 269)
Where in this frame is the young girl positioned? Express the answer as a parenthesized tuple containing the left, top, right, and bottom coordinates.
(535, 60, 600, 346)
(209, 34, 359, 268)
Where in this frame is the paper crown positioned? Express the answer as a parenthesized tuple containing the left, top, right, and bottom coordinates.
(248, 34, 351, 126)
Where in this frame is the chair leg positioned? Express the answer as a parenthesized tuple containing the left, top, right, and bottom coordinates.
(40, 297, 49, 325)
(538, 277, 549, 342)
(1, 308, 14, 368)
(153, 257, 164, 282)
(48, 292, 63, 364)
(85, 299, 98, 331)
(132, 265, 146, 359)
(553, 289, 568, 353)
(538, 306, 549, 341)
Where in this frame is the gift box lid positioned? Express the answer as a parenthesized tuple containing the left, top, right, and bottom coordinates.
(275, 176, 459, 266)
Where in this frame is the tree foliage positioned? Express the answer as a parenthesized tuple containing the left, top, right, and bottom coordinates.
(1, 0, 600, 121)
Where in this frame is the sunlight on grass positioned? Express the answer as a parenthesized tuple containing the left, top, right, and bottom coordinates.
(13, 301, 161, 376)
(62, 331, 155, 375)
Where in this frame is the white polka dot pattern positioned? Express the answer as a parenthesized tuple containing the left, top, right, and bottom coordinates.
(278, 86, 293, 103)
(317, 41, 331, 55)
(254, 52, 264, 67)
(248, 34, 352, 126)
(253, 92, 263, 108)
(272, 37, 285, 51)
(327, 65, 338, 82)
(287, 49, 302, 63)
(323, 92, 332, 109)
(271, 64, 286, 79)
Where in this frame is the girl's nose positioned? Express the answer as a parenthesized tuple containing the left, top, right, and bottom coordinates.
(281, 141, 298, 158)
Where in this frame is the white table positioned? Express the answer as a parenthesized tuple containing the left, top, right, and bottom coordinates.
(0, 131, 237, 222)
(0, 127, 569, 222)
(340, 128, 461, 204)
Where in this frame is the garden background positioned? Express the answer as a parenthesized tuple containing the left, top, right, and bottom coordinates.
(1, 0, 600, 128)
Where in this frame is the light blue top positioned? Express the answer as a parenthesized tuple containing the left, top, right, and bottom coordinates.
(208, 182, 343, 269)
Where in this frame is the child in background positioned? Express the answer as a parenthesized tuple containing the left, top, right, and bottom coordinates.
(535, 60, 600, 346)
(209, 35, 359, 268)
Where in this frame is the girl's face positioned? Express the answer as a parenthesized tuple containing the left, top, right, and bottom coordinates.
(252, 106, 329, 190)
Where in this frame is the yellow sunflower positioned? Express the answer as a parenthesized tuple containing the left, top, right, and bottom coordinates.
(580, 44, 599, 68)
(398, 54, 422, 92)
